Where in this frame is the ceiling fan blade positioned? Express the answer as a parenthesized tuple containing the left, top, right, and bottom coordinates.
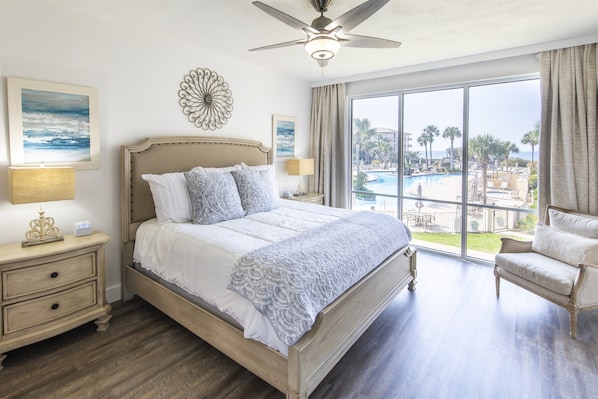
(324, 0, 390, 33)
(249, 39, 306, 52)
(252, 1, 318, 34)
(341, 34, 401, 48)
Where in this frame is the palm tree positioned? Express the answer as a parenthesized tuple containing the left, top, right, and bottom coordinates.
(442, 126, 462, 171)
(404, 151, 421, 165)
(417, 134, 429, 167)
(404, 151, 421, 175)
(422, 125, 440, 166)
(352, 118, 377, 166)
(521, 121, 540, 167)
(469, 134, 502, 204)
(501, 140, 519, 173)
(370, 134, 393, 167)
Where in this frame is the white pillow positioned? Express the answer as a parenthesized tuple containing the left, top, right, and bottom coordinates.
(532, 224, 598, 266)
(142, 173, 192, 224)
(240, 162, 280, 199)
(549, 208, 598, 239)
(184, 171, 245, 224)
(190, 164, 243, 174)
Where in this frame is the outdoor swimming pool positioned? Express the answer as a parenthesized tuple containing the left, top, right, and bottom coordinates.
(354, 171, 460, 213)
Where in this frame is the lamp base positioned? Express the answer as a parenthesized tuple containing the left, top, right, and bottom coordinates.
(22, 236, 64, 248)
(22, 208, 63, 247)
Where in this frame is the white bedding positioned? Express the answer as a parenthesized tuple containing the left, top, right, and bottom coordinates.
(133, 200, 355, 355)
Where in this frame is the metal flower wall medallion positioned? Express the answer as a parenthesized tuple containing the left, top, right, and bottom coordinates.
(178, 68, 233, 130)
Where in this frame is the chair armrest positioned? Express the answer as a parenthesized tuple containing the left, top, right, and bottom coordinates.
(572, 263, 598, 307)
(498, 237, 533, 253)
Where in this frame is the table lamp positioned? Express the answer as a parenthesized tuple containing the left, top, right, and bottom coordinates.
(8, 166, 75, 247)
(287, 158, 314, 196)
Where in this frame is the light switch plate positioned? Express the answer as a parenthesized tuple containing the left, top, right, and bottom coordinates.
(74, 221, 92, 237)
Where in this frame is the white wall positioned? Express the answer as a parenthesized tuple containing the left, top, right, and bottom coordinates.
(347, 54, 540, 96)
(0, 0, 311, 302)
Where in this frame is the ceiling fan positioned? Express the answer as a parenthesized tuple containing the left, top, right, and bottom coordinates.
(249, 0, 401, 67)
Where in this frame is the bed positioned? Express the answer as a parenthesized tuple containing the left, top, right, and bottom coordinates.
(121, 136, 417, 399)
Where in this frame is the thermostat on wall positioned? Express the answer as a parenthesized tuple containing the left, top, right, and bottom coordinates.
(75, 221, 93, 237)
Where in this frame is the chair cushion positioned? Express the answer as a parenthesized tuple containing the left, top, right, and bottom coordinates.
(495, 252, 578, 296)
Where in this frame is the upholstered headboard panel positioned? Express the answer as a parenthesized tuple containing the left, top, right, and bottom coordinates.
(121, 136, 272, 244)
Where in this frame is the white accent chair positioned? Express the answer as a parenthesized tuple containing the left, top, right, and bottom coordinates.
(495, 205, 598, 338)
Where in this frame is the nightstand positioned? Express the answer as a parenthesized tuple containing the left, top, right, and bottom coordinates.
(286, 192, 325, 205)
(0, 232, 111, 371)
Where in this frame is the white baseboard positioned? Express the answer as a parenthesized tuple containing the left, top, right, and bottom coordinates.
(106, 284, 122, 303)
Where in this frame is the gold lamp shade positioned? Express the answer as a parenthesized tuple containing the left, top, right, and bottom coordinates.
(287, 158, 314, 177)
(287, 158, 314, 196)
(8, 166, 75, 247)
(8, 166, 75, 204)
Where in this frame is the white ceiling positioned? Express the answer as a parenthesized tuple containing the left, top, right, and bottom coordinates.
(50, 0, 598, 84)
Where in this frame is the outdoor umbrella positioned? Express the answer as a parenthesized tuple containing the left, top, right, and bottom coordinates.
(415, 183, 424, 213)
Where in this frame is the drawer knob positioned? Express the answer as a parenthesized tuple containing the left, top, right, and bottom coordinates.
(51, 303, 60, 310)
(50, 272, 59, 278)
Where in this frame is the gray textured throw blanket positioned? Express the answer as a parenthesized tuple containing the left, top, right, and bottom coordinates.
(227, 211, 411, 346)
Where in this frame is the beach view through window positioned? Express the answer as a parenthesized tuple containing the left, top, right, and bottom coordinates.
(351, 78, 540, 261)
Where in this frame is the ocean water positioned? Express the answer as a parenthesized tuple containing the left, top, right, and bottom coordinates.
(428, 150, 535, 162)
(23, 139, 91, 163)
(23, 146, 91, 163)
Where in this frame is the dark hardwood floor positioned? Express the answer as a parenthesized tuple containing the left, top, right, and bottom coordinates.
(2, 252, 597, 399)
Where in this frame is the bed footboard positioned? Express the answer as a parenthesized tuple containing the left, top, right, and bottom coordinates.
(287, 245, 417, 398)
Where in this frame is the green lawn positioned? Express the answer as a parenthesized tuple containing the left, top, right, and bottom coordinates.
(411, 232, 524, 254)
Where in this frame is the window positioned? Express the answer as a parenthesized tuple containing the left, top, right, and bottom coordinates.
(350, 77, 540, 261)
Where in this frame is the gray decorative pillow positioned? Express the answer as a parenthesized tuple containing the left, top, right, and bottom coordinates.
(240, 163, 280, 198)
(231, 169, 278, 215)
(184, 171, 245, 224)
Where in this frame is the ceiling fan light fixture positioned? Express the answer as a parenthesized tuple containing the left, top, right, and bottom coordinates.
(304, 35, 341, 62)
(251, 0, 399, 70)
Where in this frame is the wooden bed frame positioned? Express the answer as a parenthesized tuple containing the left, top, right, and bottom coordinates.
(121, 136, 417, 399)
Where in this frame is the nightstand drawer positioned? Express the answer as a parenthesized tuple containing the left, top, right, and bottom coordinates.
(2, 253, 96, 300)
(3, 282, 97, 335)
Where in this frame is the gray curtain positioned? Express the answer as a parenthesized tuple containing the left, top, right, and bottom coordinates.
(539, 44, 598, 214)
(309, 83, 348, 208)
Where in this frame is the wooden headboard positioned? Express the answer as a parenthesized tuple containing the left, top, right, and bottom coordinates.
(121, 136, 272, 260)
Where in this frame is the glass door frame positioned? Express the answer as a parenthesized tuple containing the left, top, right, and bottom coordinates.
(348, 74, 540, 262)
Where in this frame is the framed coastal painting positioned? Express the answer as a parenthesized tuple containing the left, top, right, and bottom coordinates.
(7, 77, 100, 169)
(272, 114, 296, 159)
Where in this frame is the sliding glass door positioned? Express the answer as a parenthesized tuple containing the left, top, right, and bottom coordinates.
(350, 77, 540, 261)
(402, 88, 464, 256)
(351, 95, 399, 216)
(466, 80, 540, 259)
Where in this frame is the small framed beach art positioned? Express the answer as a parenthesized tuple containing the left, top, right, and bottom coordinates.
(7, 77, 100, 169)
(272, 114, 296, 159)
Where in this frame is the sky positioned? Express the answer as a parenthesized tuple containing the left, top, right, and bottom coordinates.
(352, 78, 540, 155)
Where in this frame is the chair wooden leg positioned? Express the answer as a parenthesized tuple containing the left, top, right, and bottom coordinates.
(495, 275, 501, 298)
(569, 311, 578, 339)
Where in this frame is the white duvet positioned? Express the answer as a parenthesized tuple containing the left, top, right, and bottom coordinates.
(133, 200, 353, 356)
